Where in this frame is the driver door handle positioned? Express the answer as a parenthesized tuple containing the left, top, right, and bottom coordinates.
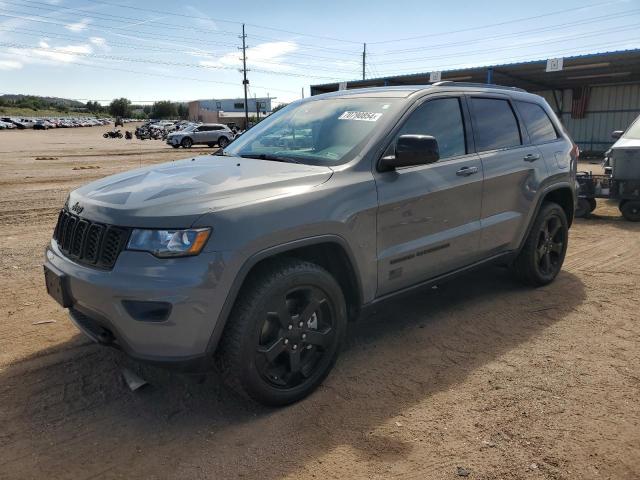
(524, 153, 541, 162)
(456, 166, 479, 176)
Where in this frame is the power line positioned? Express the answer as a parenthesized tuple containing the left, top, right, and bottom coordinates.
(1, 49, 301, 94)
(0, 41, 347, 80)
(12, 0, 242, 38)
(11, 1, 362, 56)
(372, 23, 639, 66)
(0, 26, 361, 74)
(79, 0, 361, 45)
(369, 9, 640, 56)
(0, 8, 363, 62)
(367, 0, 629, 44)
(370, 38, 640, 78)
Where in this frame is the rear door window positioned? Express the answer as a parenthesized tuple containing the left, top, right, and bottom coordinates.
(515, 101, 558, 143)
(470, 98, 521, 152)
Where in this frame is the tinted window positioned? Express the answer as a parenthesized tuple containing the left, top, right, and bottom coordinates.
(470, 98, 521, 151)
(396, 98, 466, 159)
(234, 102, 244, 109)
(516, 101, 558, 143)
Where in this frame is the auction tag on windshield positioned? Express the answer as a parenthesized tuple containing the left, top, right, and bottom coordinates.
(338, 111, 382, 122)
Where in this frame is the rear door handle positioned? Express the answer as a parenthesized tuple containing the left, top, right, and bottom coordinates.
(524, 153, 541, 162)
(456, 166, 479, 176)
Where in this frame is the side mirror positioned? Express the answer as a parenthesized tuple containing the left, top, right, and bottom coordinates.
(380, 134, 439, 170)
(611, 130, 624, 139)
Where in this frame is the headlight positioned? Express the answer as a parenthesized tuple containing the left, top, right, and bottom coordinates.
(127, 228, 211, 258)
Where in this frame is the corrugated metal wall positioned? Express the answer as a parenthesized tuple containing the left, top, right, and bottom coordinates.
(536, 84, 640, 154)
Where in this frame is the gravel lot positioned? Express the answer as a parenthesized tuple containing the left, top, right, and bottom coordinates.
(0, 125, 639, 479)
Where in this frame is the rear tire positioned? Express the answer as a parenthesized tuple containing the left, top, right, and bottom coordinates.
(216, 258, 347, 406)
(512, 202, 568, 287)
(621, 200, 640, 222)
(181, 137, 193, 148)
(575, 198, 596, 218)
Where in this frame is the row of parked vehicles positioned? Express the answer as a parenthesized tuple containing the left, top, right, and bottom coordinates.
(0, 116, 128, 130)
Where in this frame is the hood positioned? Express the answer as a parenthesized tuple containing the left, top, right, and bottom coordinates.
(69, 155, 333, 228)
(611, 137, 640, 150)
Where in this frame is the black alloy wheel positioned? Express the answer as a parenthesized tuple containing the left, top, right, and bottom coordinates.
(512, 202, 568, 286)
(216, 259, 347, 406)
(256, 285, 336, 389)
(535, 214, 566, 278)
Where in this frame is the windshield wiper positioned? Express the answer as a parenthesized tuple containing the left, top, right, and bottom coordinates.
(239, 153, 302, 164)
(213, 150, 234, 156)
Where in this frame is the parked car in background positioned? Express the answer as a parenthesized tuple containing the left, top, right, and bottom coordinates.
(0, 120, 16, 129)
(166, 123, 234, 148)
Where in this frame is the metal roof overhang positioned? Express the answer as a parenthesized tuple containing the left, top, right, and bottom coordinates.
(310, 49, 640, 94)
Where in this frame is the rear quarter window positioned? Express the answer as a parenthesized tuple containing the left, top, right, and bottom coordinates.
(515, 101, 558, 144)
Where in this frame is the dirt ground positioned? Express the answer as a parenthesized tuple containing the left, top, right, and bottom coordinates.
(0, 125, 639, 480)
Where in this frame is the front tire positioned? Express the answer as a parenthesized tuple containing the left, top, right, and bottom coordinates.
(216, 258, 347, 406)
(181, 137, 193, 148)
(512, 202, 569, 286)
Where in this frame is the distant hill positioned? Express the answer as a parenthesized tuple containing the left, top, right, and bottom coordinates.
(0, 94, 85, 108)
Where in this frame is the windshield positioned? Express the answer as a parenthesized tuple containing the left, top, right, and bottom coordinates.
(224, 98, 402, 166)
(623, 116, 640, 140)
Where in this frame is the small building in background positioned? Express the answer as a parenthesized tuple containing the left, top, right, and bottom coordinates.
(310, 49, 640, 157)
(188, 97, 272, 129)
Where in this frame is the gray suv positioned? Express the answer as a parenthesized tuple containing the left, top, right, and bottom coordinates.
(44, 83, 577, 405)
(166, 123, 234, 149)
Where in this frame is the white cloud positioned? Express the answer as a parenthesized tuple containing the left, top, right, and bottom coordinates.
(65, 18, 90, 32)
(89, 36, 105, 46)
(200, 41, 298, 72)
(0, 59, 22, 70)
(4, 41, 93, 65)
(89, 36, 110, 51)
(185, 6, 217, 31)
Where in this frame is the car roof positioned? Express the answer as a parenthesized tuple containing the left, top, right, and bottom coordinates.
(309, 82, 539, 102)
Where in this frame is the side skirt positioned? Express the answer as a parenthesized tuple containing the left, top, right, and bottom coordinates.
(360, 251, 515, 317)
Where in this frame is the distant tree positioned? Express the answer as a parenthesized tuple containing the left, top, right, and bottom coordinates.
(151, 100, 177, 119)
(109, 97, 131, 117)
(85, 101, 103, 113)
(272, 103, 289, 113)
(176, 103, 189, 120)
(143, 105, 152, 115)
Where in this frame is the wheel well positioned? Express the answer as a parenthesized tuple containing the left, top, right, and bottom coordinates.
(543, 187, 574, 226)
(243, 242, 362, 321)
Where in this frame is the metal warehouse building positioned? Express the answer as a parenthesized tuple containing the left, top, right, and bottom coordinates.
(310, 49, 640, 156)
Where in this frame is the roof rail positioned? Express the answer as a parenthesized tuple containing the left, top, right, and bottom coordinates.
(432, 81, 526, 92)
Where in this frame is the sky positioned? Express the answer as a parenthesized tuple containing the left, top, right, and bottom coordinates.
(0, 0, 638, 106)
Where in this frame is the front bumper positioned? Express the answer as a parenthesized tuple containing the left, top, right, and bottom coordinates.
(44, 240, 230, 366)
(166, 136, 181, 145)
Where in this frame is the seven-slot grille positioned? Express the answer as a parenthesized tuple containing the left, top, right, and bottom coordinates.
(53, 210, 131, 269)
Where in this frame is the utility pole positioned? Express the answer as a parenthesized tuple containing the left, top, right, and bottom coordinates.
(301, 87, 304, 99)
(239, 24, 249, 128)
(362, 43, 366, 80)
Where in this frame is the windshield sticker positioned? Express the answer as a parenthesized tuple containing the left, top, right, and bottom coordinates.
(338, 111, 383, 122)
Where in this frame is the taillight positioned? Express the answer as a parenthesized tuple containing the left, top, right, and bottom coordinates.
(570, 142, 579, 174)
